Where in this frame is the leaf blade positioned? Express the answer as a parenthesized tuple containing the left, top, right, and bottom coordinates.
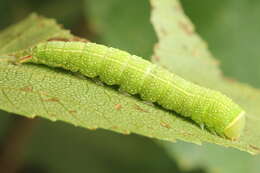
(0, 11, 259, 155)
(151, 0, 260, 154)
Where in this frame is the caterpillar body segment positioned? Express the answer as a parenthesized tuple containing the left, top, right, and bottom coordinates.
(19, 41, 246, 140)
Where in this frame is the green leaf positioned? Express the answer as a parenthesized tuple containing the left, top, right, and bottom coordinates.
(0, 14, 214, 149)
(0, 13, 72, 55)
(155, 0, 260, 172)
(0, 9, 259, 155)
(151, 0, 260, 154)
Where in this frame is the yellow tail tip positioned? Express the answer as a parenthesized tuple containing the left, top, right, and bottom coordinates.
(224, 111, 246, 140)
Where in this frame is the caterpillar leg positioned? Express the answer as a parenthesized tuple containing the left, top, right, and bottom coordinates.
(199, 123, 204, 130)
(118, 87, 131, 97)
(142, 101, 154, 107)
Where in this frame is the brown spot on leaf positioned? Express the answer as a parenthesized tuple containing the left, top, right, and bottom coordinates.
(154, 43, 160, 50)
(150, 0, 155, 9)
(134, 104, 149, 113)
(48, 37, 70, 42)
(50, 114, 57, 117)
(68, 110, 77, 114)
(123, 130, 130, 135)
(192, 49, 199, 57)
(115, 104, 122, 110)
(160, 122, 171, 128)
(180, 130, 193, 136)
(111, 125, 119, 130)
(37, 22, 45, 27)
(212, 59, 220, 65)
(71, 36, 90, 42)
(44, 97, 59, 102)
(174, 3, 184, 13)
(249, 145, 260, 152)
(20, 86, 33, 92)
(160, 27, 168, 36)
(19, 56, 32, 63)
(153, 55, 160, 62)
(47, 36, 89, 42)
(224, 77, 236, 83)
(179, 21, 194, 35)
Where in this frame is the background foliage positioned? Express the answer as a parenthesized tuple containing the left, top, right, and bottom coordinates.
(0, 0, 260, 173)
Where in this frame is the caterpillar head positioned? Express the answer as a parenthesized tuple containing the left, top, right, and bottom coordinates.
(224, 111, 245, 140)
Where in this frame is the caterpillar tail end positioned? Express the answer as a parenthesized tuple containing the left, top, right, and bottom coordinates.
(224, 111, 246, 140)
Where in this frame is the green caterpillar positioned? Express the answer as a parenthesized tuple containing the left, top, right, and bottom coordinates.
(19, 41, 245, 140)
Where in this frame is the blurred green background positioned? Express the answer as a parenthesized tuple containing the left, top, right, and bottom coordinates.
(0, 0, 260, 172)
